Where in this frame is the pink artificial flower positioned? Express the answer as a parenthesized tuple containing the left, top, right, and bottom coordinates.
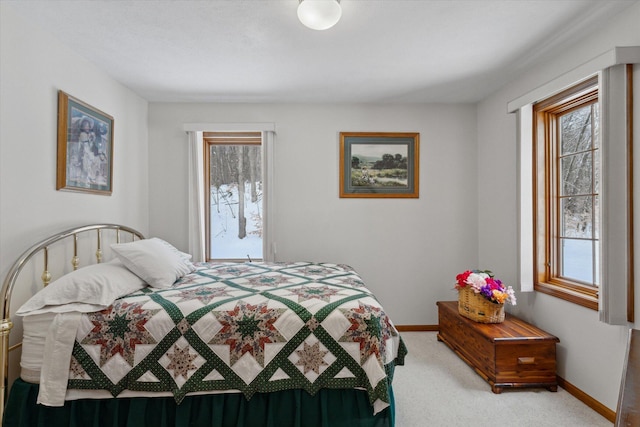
(466, 273, 488, 290)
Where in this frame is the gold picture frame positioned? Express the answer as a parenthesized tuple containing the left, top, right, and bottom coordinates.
(56, 90, 113, 195)
(340, 132, 419, 198)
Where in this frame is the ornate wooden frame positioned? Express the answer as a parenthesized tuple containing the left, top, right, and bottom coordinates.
(57, 91, 114, 195)
(339, 132, 419, 198)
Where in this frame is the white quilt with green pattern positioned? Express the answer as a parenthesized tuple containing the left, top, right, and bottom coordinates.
(51, 262, 406, 414)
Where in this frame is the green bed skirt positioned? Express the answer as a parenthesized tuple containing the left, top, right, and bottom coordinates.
(3, 379, 394, 427)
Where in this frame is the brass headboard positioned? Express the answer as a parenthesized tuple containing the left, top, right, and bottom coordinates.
(0, 223, 144, 422)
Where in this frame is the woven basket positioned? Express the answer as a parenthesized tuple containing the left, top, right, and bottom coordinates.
(457, 287, 505, 323)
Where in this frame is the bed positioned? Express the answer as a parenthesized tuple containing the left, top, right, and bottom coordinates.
(0, 224, 406, 427)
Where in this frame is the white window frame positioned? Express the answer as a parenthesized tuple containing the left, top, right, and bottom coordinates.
(184, 123, 276, 263)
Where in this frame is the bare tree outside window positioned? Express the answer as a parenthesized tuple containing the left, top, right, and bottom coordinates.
(559, 102, 599, 285)
(206, 137, 263, 260)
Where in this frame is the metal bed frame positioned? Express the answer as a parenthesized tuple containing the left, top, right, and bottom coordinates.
(0, 224, 144, 423)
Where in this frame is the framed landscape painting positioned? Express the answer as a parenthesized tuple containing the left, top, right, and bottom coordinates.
(340, 132, 419, 198)
(56, 90, 113, 195)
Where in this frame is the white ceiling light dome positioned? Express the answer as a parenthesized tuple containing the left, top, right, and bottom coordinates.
(297, 0, 342, 31)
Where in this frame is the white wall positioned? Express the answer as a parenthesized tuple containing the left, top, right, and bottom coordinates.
(0, 4, 149, 298)
(4, 0, 637, 414)
(476, 1, 640, 411)
(148, 103, 478, 325)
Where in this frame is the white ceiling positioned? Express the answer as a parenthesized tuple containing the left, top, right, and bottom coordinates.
(3, 0, 638, 103)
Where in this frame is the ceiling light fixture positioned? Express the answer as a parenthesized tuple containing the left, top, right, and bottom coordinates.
(297, 0, 342, 31)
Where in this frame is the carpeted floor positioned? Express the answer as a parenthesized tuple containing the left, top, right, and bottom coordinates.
(393, 332, 613, 427)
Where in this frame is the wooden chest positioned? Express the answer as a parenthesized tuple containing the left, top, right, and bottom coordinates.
(437, 301, 559, 393)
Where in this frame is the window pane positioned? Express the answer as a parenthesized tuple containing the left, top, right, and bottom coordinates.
(560, 105, 593, 155)
(594, 240, 600, 286)
(593, 195, 599, 239)
(561, 152, 592, 196)
(209, 145, 262, 259)
(592, 103, 600, 149)
(561, 238, 593, 283)
(594, 148, 600, 194)
(561, 196, 592, 239)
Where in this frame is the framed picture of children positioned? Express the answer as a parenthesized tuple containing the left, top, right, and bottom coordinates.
(56, 90, 114, 195)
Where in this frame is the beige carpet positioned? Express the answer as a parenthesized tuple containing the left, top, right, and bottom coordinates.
(393, 332, 613, 427)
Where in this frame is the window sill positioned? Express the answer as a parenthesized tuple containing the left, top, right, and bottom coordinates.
(534, 281, 598, 311)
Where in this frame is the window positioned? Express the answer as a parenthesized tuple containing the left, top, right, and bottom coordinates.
(204, 132, 264, 261)
(533, 77, 600, 310)
(513, 54, 636, 324)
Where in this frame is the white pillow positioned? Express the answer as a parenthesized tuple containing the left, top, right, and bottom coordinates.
(16, 259, 147, 316)
(111, 238, 195, 289)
